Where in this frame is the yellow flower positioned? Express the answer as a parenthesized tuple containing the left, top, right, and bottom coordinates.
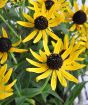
(0, 0, 8, 8)
(0, 28, 27, 64)
(26, 36, 86, 90)
(28, 0, 68, 18)
(17, 3, 63, 43)
(0, 64, 16, 100)
(65, 1, 88, 32)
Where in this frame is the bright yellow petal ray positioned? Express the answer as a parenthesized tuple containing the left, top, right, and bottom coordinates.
(2, 27, 8, 38)
(46, 29, 59, 41)
(2, 68, 13, 83)
(0, 92, 13, 100)
(17, 21, 34, 27)
(0, 52, 3, 59)
(64, 35, 69, 49)
(61, 70, 78, 83)
(33, 31, 42, 43)
(39, 50, 47, 62)
(74, 1, 79, 11)
(36, 70, 52, 82)
(30, 49, 44, 62)
(43, 40, 51, 56)
(26, 58, 45, 67)
(1, 52, 8, 64)
(23, 30, 38, 43)
(9, 47, 27, 53)
(0, 64, 7, 77)
(23, 13, 34, 23)
(42, 30, 48, 44)
(26, 67, 48, 73)
(12, 40, 21, 47)
(51, 71, 57, 90)
(56, 70, 67, 87)
(54, 39, 62, 54)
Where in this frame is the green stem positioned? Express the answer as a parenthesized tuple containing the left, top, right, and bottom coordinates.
(0, 14, 20, 39)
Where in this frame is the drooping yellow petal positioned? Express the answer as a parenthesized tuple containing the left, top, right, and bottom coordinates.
(0, 64, 7, 77)
(56, 70, 67, 87)
(26, 67, 48, 73)
(39, 50, 47, 62)
(23, 30, 38, 43)
(43, 40, 51, 56)
(51, 71, 57, 90)
(26, 58, 45, 67)
(42, 30, 48, 44)
(1, 52, 8, 64)
(2, 68, 13, 83)
(30, 49, 44, 62)
(46, 29, 59, 41)
(54, 39, 62, 54)
(23, 13, 34, 23)
(61, 70, 78, 83)
(36, 70, 52, 82)
(17, 21, 34, 27)
(9, 47, 27, 53)
(64, 35, 69, 49)
(12, 40, 21, 47)
(33, 31, 42, 43)
(2, 27, 8, 38)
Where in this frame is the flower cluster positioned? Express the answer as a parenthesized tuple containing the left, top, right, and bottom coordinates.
(0, 0, 88, 100)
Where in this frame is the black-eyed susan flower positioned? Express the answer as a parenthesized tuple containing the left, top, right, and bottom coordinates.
(65, 1, 88, 32)
(0, 0, 8, 8)
(17, 3, 63, 44)
(26, 37, 86, 90)
(28, 0, 68, 18)
(0, 64, 16, 100)
(0, 28, 27, 64)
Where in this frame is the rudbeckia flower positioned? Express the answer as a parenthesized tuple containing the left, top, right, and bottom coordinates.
(65, 1, 88, 32)
(0, 28, 27, 64)
(0, 64, 16, 100)
(17, 3, 63, 43)
(0, 0, 8, 8)
(26, 37, 86, 90)
(28, 0, 68, 18)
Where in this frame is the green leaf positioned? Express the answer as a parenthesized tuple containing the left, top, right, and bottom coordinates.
(64, 82, 86, 105)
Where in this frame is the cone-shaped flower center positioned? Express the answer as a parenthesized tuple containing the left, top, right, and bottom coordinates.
(0, 38, 12, 52)
(72, 10, 87, 24)
(34, 16, 48, 30)
(47, 54, 63, 70)
(45, 0, 54, 10)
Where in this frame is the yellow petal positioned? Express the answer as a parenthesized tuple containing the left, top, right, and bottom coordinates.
(46, 29, 59, 41)
(2, 68, 13, 83)
(0, 52, 3, 59)
(26, 67, 48, 73)
(36, 70, 52, 82)
(26, 58, 45, 67)
(56, 70, 67, 87)
(74, 1, 79, 11)
(30, 49, 44, 62)
(23, 13, 34, 23)
(1, 53, 8, 64)
(43, 41, 51, 56)
(39, 50, 47, 62)
(33, 31, 42, 43)
(64, 35, 69, 49)
(51, 71, 57, 90)
(0, 64, 7, 77)
(17, 21, 34, 27)
(61, 70, 78, 83)
(54, 39, 62, 54)
(70, 24, 76, 31)
(2, 27, 8, 38)
(12, 40, 21, 47)
(42, 30, 48, 44)
(9, 47, 27, 53)
(23, 30, 38, 43)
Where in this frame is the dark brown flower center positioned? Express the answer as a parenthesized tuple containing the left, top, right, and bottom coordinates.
(0, 38, 12, 52)
(47, 54, 63, 70)
(72, 10, 87, 25)
(45, 0, 54, 10)
(34, 16, 48, 30)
